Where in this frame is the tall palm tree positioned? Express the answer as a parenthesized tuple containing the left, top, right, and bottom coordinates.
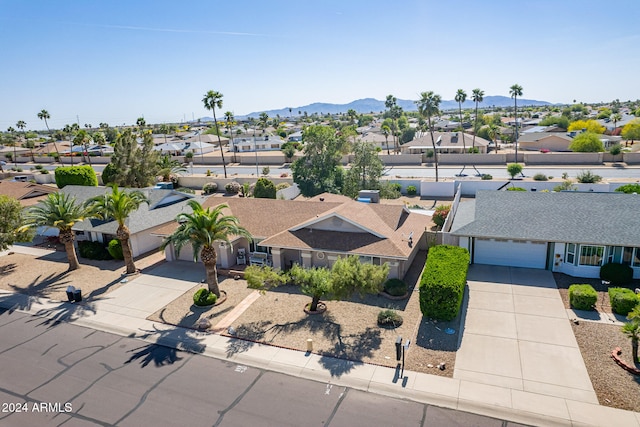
(160, 201, 252, 297)
(73, 129, 92, 166)
(224, 111, 236, 162)
(19, 193, 93, 270)
(38, 109, 61, 161)
(509, 84, 523, 163)
(455, 89, 468, 175)
(6, 126, 17, 168)
(202, 90, 227, 178)
(86, 185, 149, 274)
(16, 120, 28, 163)
(471, 89, 484, 155)
(381, 124, 391, 155)
(416, 91, 442, 182)
(136, 117, 146, 133)
(385, 95, 399, 153)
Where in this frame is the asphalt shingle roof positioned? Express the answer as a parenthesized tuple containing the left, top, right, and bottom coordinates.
(452, 191, 640, 246)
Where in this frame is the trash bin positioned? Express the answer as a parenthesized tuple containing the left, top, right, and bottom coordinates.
(73, 289, 82, 303)
(66, 286, 76, 302)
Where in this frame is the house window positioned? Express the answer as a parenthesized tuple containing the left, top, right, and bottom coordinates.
(622, 247, 634, 265)
(359, 255, 372, 264)
(579, 245, 605, 267)
(565, 243, 576, 264)
(633, 248, 640, 268)
(249, 240, 270, 254)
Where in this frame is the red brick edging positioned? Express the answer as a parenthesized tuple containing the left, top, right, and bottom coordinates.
(610, 347, 640, 375)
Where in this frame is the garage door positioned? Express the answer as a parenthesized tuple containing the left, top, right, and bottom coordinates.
(474, 239, 547, 269)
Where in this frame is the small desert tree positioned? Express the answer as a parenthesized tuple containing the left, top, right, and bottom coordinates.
(507, 163, 523, 179)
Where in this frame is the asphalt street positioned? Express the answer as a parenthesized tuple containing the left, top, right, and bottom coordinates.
(0, 309, 528, 427)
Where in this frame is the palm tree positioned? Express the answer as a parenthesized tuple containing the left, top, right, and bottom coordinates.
(381, 124, 391, 155)
(611, 113, 622, 132)
(16, 120, 28, 163)
(157, 154, 187, 182)
(86, 185, 149, 274)
(455, 89, 468, 176)
(160, 201, 252, 297)
(416, 91, 442, 182)
(73, 129, 92, 166)
(385, 95, 400, 153)
(38, 109, 61, 161)
(224, 111, 236, 162)
(19, 193, 92, 270)
(136, 117, 146, 133)
(202, 90, 227, 178)
(6, 126, 17, 168)
(471, 89, 484, 155)
(509, 84, 523, 163)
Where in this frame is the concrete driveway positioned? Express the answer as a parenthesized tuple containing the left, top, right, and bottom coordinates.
(454, 265, 598, 405)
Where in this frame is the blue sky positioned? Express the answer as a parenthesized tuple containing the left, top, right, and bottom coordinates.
(1, 0, 639, 129)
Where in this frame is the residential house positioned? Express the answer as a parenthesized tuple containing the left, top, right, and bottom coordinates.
(60, 185, 205, 257)
(156, 195, 427, 279)
(231, 135, 285, 152)
(0, 181, 57, 207)
(401, 132, 490, 154)
(450, 191, 640, 279)
(518, 132, 574, 152)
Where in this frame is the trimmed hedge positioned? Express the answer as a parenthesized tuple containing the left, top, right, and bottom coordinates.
(608, 287, 639, 315)
(254, 177, 276, 199)
(383, 278, 408, 296)
(419, 245, 470, 320)
(568, 284, 597, 311)
(107, 239, 124, 260)
(193, 288, 218, 306)
(600, 263, 633, 285)
(54, 165, 98, 188)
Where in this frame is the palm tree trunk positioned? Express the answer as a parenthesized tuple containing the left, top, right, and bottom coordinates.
(633, 337, 638, 365)
(59, 229, 80, 271)
(212, 109, 228, 178)
(201, 246, 220, 297)
(117, 226, 137, 274)
(310, 295, 321, 312)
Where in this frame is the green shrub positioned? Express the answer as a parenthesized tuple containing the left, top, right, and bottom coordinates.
(261, 166, 270, 176)
(193, 288, 218, 306)
(615, 184, 640, 194)
(480, 174, 493, 180)
(608, 287, 639, 315)
(107, 239, 124, 260)
(202, 182, 218, 195)
(533, 173, 548, 181)
(568, 284, 597, 311)
(101, 163, 118, 184)
(506, 187, 526, 191)
(383, 278, 408, 296)
(41, 169, 49, 174)
(54, 165, 98, 188)
(576, 170, 602, 184)
(553, 180, 576, 192)
(254, 177, 276, 199)
(406, 185, 417, 196)
(34, 164, 43, 170)
(78, 240, 112, 260)
(432, 204, 450, 228)
(419, 245, 470, 320)
(276, 182, 290, 191)
(225, 181, 241, 194)
(377, 309, 403, 327)
(600, 263, 633, 285)
(378, 182, 401, 199)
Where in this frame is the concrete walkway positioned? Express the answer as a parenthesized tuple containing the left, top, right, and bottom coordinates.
(1, 254, 639, 426)
(456, 265, 597, 405)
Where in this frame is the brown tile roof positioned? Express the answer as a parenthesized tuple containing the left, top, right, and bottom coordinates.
(0, 182, 57, 206)
(154, 196, 427, 259)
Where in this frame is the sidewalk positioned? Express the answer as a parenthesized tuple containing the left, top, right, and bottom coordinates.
(0, 261, 639, 426)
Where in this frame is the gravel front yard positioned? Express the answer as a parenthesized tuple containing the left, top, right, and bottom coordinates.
(555, 273, 640, 411)
(148, 251, 460, 377)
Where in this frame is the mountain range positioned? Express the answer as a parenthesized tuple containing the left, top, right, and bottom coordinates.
(197, 96, 554, 122)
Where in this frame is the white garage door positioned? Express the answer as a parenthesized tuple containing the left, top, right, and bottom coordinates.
(474, 239, 547, 269)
